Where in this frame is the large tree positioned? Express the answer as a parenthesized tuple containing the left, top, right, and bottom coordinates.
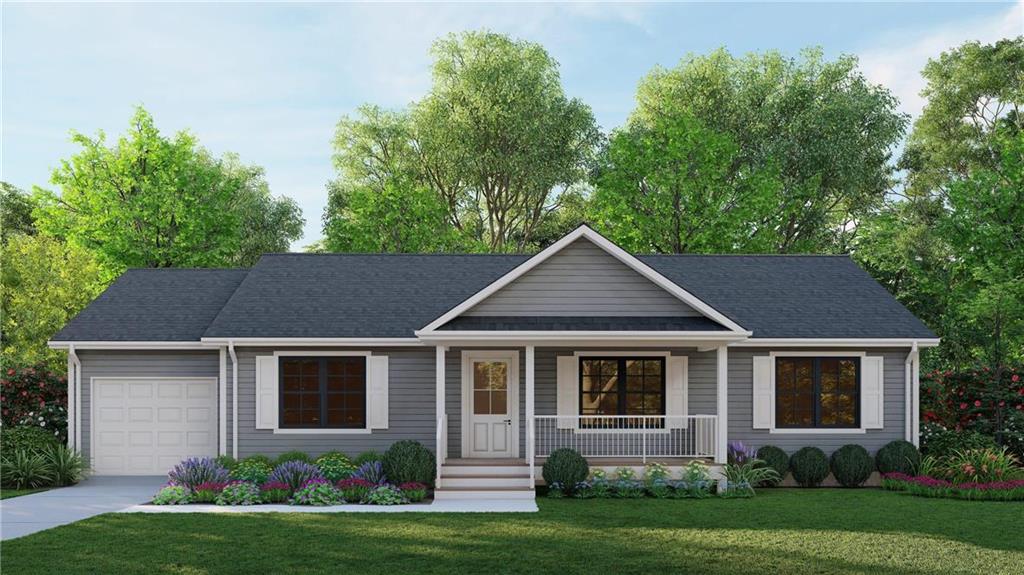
(619, 48, 907, 253)
(323, 31, 600, 252)
(33, 107, 304, 273)
(1, 183, 37, 241)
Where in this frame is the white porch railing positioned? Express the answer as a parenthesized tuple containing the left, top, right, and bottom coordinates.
(436, 414, 447, 487)
(532, 415, 717, 463)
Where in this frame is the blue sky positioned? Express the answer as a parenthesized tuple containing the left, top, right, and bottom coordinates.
(3, 2, 1021, 248)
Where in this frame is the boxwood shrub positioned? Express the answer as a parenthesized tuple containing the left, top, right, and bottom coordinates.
(830, 444, 873, 487)
(789, 447, 829, 487)
(2, 426, 60, 455)
(382, 440, 436, 486)
(542, 448, 588, 492)
(353, 450, 383, 466)
(755, 445, 789, 485)
(876, 440, 921, 475)
(275, 451, 312, 466)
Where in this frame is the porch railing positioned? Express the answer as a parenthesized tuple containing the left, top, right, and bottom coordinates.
(532, 415, 717, 463)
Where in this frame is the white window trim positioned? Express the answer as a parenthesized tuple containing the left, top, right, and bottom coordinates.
(270, 350, 374, 435)
(460, 350, 520, 458)
(766, 351, 871, 435)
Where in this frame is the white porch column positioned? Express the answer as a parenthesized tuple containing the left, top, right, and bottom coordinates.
(67, 346, 76, 450)
(525, 345, 535, 484)
(219, 347, 227, 456)
(435, 345, 446, 485)
(911, 346, 921, 447)
(716, 345, 728, 464)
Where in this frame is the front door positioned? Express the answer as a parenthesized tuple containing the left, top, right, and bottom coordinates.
(462, 351, 518, 458)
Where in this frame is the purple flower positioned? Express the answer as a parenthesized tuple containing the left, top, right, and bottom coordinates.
(727, 441, 756, 465)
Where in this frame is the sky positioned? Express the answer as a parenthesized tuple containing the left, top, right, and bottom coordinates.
(3, 1, 1022, 249)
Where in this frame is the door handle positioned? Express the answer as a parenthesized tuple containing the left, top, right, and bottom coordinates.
(504, 419, 512, 425)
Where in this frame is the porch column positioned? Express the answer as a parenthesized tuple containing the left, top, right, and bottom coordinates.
(525, 345, 535, 484)
(716, 345, 728, 464)
(435, 346, 446, 484)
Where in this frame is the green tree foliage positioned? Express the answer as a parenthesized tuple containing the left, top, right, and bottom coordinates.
(856, 38, 1023, 368)
(616, 48, 907, 253)
(1, 183, 38, 241)
(324, 31, 600, 252)
(1, 234, 104, 368)
(33, 107, 303, 273)
(592, 111, 781, 253)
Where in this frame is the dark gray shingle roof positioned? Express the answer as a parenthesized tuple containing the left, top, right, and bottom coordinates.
(52, 269, 249, 341)
(55, 253, 937, 341)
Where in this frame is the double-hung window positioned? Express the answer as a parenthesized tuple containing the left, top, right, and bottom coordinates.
(775, 357, 860, 429)
(579, 357, 665, 428)
(279, 357, 366, 429)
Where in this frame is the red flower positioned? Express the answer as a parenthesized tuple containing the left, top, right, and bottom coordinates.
(974, 400, 982, 407)
(6, 369, 13, 376)
(1013, 375, 1020, 383)
(960, 403, 968, 409)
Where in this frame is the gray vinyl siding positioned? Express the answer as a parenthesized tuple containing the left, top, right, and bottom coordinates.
(76, 350, 221, 463)
(465, 239, 700, 317)
(727, 348, 909, 455)
(231, 347, 436, 458)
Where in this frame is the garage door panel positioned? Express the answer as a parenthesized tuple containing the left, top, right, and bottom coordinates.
(92, 378, 217, 475)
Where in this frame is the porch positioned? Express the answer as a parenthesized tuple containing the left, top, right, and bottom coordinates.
(432, 344, 730, 495)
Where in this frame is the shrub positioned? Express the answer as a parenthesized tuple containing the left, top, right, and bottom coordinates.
(723, 458, 780, 496)
(2, 426, 60, 455)
(587, 469, 612, 498)
(612, 479, 646, 498)
(755, 445, 789, 485)
(674, 461, 713, 498)
(398, 482, 428, 503)
(216, 481, 261, 506)
(882, 472, 1024, 501)
(920, 424, 997, 457)
(191, 481, 228, 503)
(944, 447, 1020, 483)
(382, 440, 436, 486)
(614, 466, 637, 481)
(647, 479, 672, 498)
(876, 440, 921, 475)
(542, 448, 588, 492)
(644, 462, 670, 482)
(268, 461, 324, 492)
(315, 451, 357, 482)
(789, 447, 829, 487)
(727, 441, 756, 464)
(353, 461, 387, 485)
(0, 365, 68, 439)
(167, 457, 230, 491)
(275, 451, 312, 465)
(830, 444, 873, 487)
(289, 479, 342, 506)
(364, 484, 408, 505)
(546, 482, 565, 498)
(214, 455, 238, 472)
(337, 478, 375, 502)
(259, 481, 291, 503)
(152, 485, 191, 505)
(40, 444, 87, 486)
(1, 450, 53, 488)
(231, 456, 274, 484)
(353, 450, 383, 466)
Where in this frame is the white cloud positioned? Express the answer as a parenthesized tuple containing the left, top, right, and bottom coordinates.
(858, 0, 1023, 121)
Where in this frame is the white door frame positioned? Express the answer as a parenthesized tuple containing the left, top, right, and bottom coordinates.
(460, 350, 520, 458)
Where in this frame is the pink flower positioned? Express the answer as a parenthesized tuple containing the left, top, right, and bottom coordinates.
(960, 403, 968, 409)
(974, 400, 982, 407)
(1013, 374, 1020, 383)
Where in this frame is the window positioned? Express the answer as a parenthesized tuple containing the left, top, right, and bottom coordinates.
(775, 357, 859, 428)
(280, 357, 366, 429)
(579, 357, 664, 427)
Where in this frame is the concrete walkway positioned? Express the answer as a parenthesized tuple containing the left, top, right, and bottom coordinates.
(1, 476, 165, 540)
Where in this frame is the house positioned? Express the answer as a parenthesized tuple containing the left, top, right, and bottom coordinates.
(49, 225, 937, 499)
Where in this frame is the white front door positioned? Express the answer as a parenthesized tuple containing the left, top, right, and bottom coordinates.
(462, 351, 518, 458)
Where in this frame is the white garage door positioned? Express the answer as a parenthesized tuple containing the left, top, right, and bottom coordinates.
(92, 378, 218, 475)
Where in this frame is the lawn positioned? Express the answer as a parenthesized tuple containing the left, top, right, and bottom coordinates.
(0, 488, 48, 500)
(3, 489, 1020, 575)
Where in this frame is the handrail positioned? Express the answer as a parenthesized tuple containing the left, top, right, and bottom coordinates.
(531, 415, 718, 461)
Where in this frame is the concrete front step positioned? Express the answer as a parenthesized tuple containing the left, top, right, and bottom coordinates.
(441, 464, 530, 477)
(433, 487, 535, 501)
(441, 475, 533, 489)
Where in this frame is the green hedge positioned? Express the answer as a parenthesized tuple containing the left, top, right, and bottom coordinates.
(830, 444, 873, 487)
(755, 445, 788, 485)
(876, 440, 920, 475)
(790, 447, 829, 487)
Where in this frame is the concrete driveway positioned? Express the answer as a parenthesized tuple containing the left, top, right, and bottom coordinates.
(1, 476, 165, 540)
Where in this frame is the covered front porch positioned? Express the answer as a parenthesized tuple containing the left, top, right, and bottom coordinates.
(431, 342, 731, 492)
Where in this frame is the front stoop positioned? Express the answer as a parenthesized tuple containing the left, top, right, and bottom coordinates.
(436, 460, 536, 501)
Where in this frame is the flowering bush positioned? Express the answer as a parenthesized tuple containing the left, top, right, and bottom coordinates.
(1, 365, 67, 440)
(920, 422, 997, 457)
(231, 456, 274, 484)
(268, 460, 324, 492)
(613, 467, 636, 481)
(289, 478, 343, 506)
(152, 485, 191, 505)
(191, 481, 228, 503)
(882, 472, 1024, 501)
(259, 481, 291, 503)
(364, 484, 408, 505)
(673, 461, 713, 498)
(352, 461, 387, 485)
(727, 441, 756, 465)
(644, 462, 670, 482)
(943, 448, 1020, 483)
(315, 451, 357, 482)
(921, 366, 1024, 459)
(398, 482, 428, 503)
(215, 481, 261, 506)
(1, 426, 61, 454)
(167, 457, 230, 492)
(337, 477, 375, 502)
(612, 479, 646, 498)
(723, 457, 779, 497)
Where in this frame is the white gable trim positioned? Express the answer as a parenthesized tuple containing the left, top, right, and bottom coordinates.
(417, 225, 748, 335)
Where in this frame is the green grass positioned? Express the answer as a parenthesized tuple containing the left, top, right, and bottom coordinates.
(3, 489, 1021, 574)
(0, 488, 48, 500)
